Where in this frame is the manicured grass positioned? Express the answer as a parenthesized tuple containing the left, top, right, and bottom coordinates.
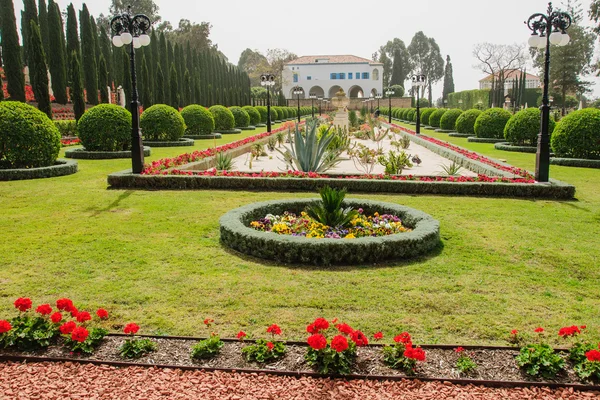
(0, 121, 599, 345)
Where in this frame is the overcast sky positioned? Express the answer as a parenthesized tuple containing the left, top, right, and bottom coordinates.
(13, 0, 600, 99)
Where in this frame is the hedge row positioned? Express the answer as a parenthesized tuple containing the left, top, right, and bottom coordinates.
(183, 133, 222, 140)
(219, 199, 441, 265)
(142, 138, 195, 147)
(494, 142, 538, 154)
(0, 159, 78, 181)
(66, 146, 151, 159)
(550, 158, 600, 169)
(467, 137, 507, 144)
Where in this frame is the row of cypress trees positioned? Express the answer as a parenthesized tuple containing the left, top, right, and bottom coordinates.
(0, 0, 252, 119)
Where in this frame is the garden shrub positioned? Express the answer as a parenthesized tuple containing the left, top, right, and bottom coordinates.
(209, 105, 235, 131)
(551, 108, 600, 160)
(271, 107, 282, 121)
(455, 109, 482, 135)
(428, 109, 447, 128)
(242, 106, 261, 126)
(400, 109, 409, 120)
(504, 108, 555, 146)
(77, 104, 131, 151)
(474, 108, 512, 139)
(140, 104, 185, 141)
(229, 106, 250, 128)
(0, 101, 61, 169)
(420, 108, 435, 125)
(440, 109, 463, 130)
(54, 120, 78, 137)
(255, 106, 268, 123)
(180, 105, 215, 135)
(407, 108, 416, 122)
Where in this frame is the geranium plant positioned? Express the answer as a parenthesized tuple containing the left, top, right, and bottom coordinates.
(242, 324, 286, 363)
(455, 347, 477, 375)
(515, 327, 565, 379)
(575, 348, 600, 382)
(119, 323, 157, 359)
(58, 302, 109, 355)
(382, 331, 426, 375)
(1, 298, 60, 351)
(191, 318, 224, 360)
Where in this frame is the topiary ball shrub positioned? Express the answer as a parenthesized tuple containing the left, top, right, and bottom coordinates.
(440, 109, 463, 131)
(0, 101, 61, 169)
(255, 106, 268, 123)
(181, 105, 215, 135)
(429, 109, 447, 128)
(551, 108, 600, 160)
(474, 108, 512, 139)
(455, 109, 482, 135)
(504, 108, 555, 146)
(229, 106, 250, 128)
(140, 104, 185, 141)
(420, 108, 435, 125)
(242, 106, 261, 126)
(77, 104, 131, 151)
(209, 105, 235, 131)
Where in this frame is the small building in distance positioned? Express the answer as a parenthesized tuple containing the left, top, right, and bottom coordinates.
(479, 69, 541, 94)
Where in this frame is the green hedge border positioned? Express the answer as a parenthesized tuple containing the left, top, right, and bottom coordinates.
(435, 129, 455, 133)
(256, 124, 267, 128)
(143, 138, 195, 147)
(239, 126, 256, 131)
(468, 137, 506, 144)
(184, 133, 222, 140)
(215, 129, 242, 134)
(65, 146, 151, 159)
(550, 158, 600, 169)
(219, 199, 441, 265)
(448, 133, 472, 138)
(0, 159, 78, 181)
(494, 142, 538, 154)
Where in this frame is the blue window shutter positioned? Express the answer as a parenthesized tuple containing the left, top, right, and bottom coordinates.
(349, 73, 353, 79)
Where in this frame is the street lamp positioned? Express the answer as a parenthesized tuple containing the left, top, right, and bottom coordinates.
(260, 74, 276, 133)
(318, 96, 323, 116)
(526, 2, 571, 182)
(376, 93, 382, 110)
(309, 93, 317, 119)
(385, 87, 394, 123)
(292, 86, 303, 123)
(369, 95, 374, 113)
(411, 74, 426, 135)
(110, 6, 151, 174)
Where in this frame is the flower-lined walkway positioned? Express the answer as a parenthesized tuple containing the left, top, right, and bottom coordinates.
(1, 361, 598, 399)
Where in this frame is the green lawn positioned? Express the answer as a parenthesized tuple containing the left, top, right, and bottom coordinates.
(1, 122, 599, 345)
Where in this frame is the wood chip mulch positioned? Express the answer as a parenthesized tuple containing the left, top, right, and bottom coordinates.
(1, 361, 600, 400)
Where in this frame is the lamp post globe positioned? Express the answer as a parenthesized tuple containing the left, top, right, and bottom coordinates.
(260, 74, 276, 133)
(412, 74, 426, 135)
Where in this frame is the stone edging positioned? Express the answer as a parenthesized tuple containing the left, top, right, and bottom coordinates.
(143, 138, 195, 147)
(65, 147, 151, 159)
(0, 159, 78, 181)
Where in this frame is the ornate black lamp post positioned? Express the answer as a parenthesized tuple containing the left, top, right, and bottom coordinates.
(292, 86, 303, 123)
(526, 2, 571, 182)
(318, 96, 323, 116)
(110, 6, 151, 174)
(260, 74, 276, 132)
(412, 74, 426, 135)
(385, 87, 394, 123)
(309, 93, 316, 119)
(376, 93, 382, 110)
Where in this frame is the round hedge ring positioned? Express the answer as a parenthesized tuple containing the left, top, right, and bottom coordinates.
(440, 109, 463, 131)
(504, 108, 555, 146)
(551, 108, 600, 160)
(142, 138, 194, 147)
(455, 109, 482, 135)
(140, 104, 185, 142)
(0, 159, 78, 181)
(428, 109, 447, 128)
(220, 199, 440, 266)
(0, 101, 61, 169)
(78, 104, 131, 151)
(181, 105, 215, 136)
(474, 108, 511, 139)
(209, 105, 236, 131)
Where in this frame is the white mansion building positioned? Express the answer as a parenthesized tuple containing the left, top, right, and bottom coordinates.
(479, 69, 541, 94)
(282, 55, 384, 99)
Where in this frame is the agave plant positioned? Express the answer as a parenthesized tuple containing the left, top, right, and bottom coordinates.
(215, 152, 234, 171)
(277, 121, 342, 173)
(305, 186, 358, 228)
(440, 161, 463, 176)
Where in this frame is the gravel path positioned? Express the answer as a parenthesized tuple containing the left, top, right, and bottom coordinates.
(1, 362, 599, 399)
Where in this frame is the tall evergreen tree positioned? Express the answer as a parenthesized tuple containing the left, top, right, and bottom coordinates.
(159, 32, 168, 104)
(122, 49, 132, 104)
(79, 4, 98, 104)
(66, 3, 80, 81)
(70, 51, 85, 121)
(169, 63, 179, 108)
(28, 21, 51, 118)
(155, 63, 165, 104)
(149, 30, 158, 100)
(98, 26, 113, 86)
(140, 55, 152, 107)
(183, 69, 191, 106)
(38, 0, 49, 56)
(98, 55, 109, 103)
(442, 55, 455, 103)
(0, 0, 26, 101)
(47, 0, 67, 104)
(21, 0, 39, 65)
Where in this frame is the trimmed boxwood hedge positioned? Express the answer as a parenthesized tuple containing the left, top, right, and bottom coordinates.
(78, 104, 131, 151)
(229, 106, 250, 128)
(428, 109, 446, 128)
(181, 105, 215, 136)
(467, 137, 507, 143)
(143, 138, 194, 147)
(255, 106, 268, 123)
(420, 108, 435, 126)
(242, 106, 261, 126)
(219, 199, 441, 265)
(0, 159, 78, 181)
(455, 109, 482, 135)
(65, 146, 151, 159)
(550, 157, 600, 168)
(474, 108, 511, 139)
(184, 133, 222, 140)
(551, 108, 600, 160)
(440, 109, 463, 131)
(504, 108, 555, 146)
(209, 105, 235, 131)
(140, 104, 185, 141)
(494, 142, 538, 154)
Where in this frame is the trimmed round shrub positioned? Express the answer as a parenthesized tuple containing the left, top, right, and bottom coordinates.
(0, 101, 61, 168)
(504, 108, 555, 146)
(181, 105, 215, 135)
(455, 109, 482, 135)
(392, 108, 400, 119)
(429, 109, 447, 128)
(400, 109, 409, 120)
(255, 106, 268, 123)
(474, 108, 512, 139)
(242, 106, 261, 126)
(551, 108, 600, 160)
(406, 108, 416, 122)
(209, 105, 235, 131)
(140, 104, 185, 141)
(229, 106, 250, 128)
(78, 104, 131, 151)
(420, 108, 435, 125)
(273, 107, 283, 121)
(440, 109, 463, 131)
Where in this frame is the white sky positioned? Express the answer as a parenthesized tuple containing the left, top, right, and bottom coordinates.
(13, 0, 600, 99)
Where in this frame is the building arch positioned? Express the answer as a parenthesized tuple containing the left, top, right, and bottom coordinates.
(348, 85, 364, 98)
(328, 85, 343, 98)
(309, 86, 325, 98)
(370, 88, 379, 97)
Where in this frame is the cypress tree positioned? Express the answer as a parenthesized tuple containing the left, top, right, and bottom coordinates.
(98, 26, 113, 86)
(155, 63, 164, 104)
(442, 55, 455, 104)
(159, 32, 168, 104)
(79, 4, 98, 104)
(183, 69, 191, 106)
(141, 55, 152, 108)
(0, 0, 26, 101)
(70, 51, 85, 121)
(38, 0, 49, 56)
(47, 0, 67, 104)
(169, 63, 179, 108)
(98, 55, 108, 103)
(149, 30, 158, 100)
(91, 18, 101, 73)
(390, 48, 403, 86)
(122, 49, 131, 104)
(66, 3, 80, 81)
(28, 20, 51, 118)
(194, 78, 201, 105)
(21, 0, 39, 66)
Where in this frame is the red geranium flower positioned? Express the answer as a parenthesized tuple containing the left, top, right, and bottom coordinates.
(14, 297, 32, 312)
(203, 318, 214, 327)
(56, 298, 74, 312)
(335, 323, 353, 335)
(373, 332, 383, 341)
(558, 325, 581, 338)
(76, 311, 91, 323)
(534, 327, 544, 333)
(586, 349, 600, 362)
(307, 317, 329, 334)
(350, 330, 369, 347)
(394, 332, 412, 344)
(0, 320, 11, 334)
(36, 304, 52, 315)
(266, 324, 282, 335)
(510, 330, 518, 335)
(50, 312, 63, 324)
(69, 307, 79, 318)
(330, 335, 349, 353)
(59, 321, 76, 335)
(581, 325, 587, 330)
(237, 331, 247, 340)
(71, 326, 89, 343)
(404, 345, 426, 362)
(455, 347, 465, 353)
(266, 342, 274, 351)
(307, 334, 327, 350)
(96, 309, 109, 320)
(124, 323, 140, 335)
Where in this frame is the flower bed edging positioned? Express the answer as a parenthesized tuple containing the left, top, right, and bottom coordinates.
(435, 129, 455, 133)
(494, 142, 537, 154)
(0, 159, 78, 181)
(239, 126, 256, 131)
(65, 147, 151, 160)
(467, 137, 506, 144)
(448, 133, 472, 138)
(142, 138, 194, 147)
(550, 158, 600, 169)
(215, 129, 242, 134)
(219, 198, 440, 265)
(183, 133, 223, 140)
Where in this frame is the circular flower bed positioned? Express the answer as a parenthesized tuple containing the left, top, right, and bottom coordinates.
(220, 199, 440, 265)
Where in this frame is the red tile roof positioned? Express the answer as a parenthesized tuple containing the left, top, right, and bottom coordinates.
(479, 69, 540, 82)
(287, 55, 383, 66)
